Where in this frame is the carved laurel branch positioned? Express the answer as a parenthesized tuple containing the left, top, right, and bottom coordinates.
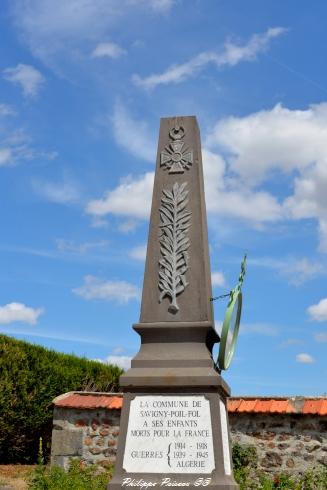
(158, 182, 191, 313)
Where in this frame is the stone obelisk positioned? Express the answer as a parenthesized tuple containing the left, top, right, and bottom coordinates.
(109, 116, 239, 490)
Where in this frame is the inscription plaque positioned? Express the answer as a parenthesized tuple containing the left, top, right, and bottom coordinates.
(123, 396, 215, 474)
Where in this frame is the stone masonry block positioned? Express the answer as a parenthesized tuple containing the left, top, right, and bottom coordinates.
(51, 429, 83, 457)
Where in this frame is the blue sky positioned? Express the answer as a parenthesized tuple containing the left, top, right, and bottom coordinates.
(1, 0, 327, 396)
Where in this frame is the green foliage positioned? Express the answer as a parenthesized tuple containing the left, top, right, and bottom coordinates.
(257, 470, 327, 490)
(0, 334, 123, 464)
(232, 443, 257, 471)
(27, 442, 327, 490)
(258, 473, 298, 490)
(300, 466, 327, 489)
(232, 443, 258, 490)
(232, 444, 327, 490)
(28, 459, 113, 490)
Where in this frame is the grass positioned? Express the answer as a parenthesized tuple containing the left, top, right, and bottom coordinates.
(0, 465, 35, 489)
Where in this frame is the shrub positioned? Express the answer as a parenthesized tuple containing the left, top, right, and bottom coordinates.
(27, 441, 327, 490)
(300, 466, 327, 489)
(0, 335, 123, 464)
(232, 443, 258, 489)
(232, 443, 327, 489)
(28, 458, 113, 490)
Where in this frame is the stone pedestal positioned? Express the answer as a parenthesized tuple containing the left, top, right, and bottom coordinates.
(109, 116, 239, 490)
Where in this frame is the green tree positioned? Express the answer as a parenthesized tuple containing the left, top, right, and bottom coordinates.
(0, 335, 123, 463)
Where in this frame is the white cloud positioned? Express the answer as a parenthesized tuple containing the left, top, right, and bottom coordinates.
(285, 164, 327, 251)
(0, 302, 43, 325)
(207, 103, 327, 185)
(314, 332, 327, 343)
(240, 323, 279, 336)
(318, 220, 327, 253)
(32, 178, 81, 204)
(0, 124, 56, 167)
(0, 103, 16, 117)
(220, 27, 287, 65)
(129, 244, 147, 261)
(133, 52, 218, 89)
(118, 219, 139, 233)
(250, 256, 324, 286)
(86, 172, 154, 219)
(280, 258, 323, 286)
(112, 102, 155, 162)
(73, 275, 140, 303)
(3, 64, 45, 97)
(90, 216, 109, 229)
(0, 148, 13, 166)
(113, 346, 124, 354)
(307, 297, 327, 322)
(208, 187, 281, 224)
(91, 42, 126, 59)
(203, 149, 282, 224)
(296, 353, 315, 364)
(105, 355, 132, 370)
(11, 0, 173, 67)
(86, 149, 281, 226)
(56, 239, 109, 255)
(130, 0, 174, 11)
(211, 271, 225, 287)
(133, 27, 286, 89)
(207, 102, 327, 250)
(87, 100, 327, 239)
(279, 338, 302, 348)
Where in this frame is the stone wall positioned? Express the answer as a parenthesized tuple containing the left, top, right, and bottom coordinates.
(229, 413, 327, 474)
(51, 406, 120, 469)
(51, 394, 327, 475)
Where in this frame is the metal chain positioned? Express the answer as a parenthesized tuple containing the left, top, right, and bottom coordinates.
(210, 292, 231, 302)
(236, 254, 247, 292)
(210, 254, 247, 302)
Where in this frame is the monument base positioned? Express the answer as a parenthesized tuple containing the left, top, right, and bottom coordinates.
(109, 388, 239, 490)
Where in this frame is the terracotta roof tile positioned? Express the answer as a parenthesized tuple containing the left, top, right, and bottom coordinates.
(228, 398, 306, 414)
(109, 397, 123, 409)
(270, 400, 296, 413)
(54, 392, 123, 410)
(53, 393, 327, 415)
(303, 399, 327, 415)
(252, 399, 274, 413)
(227, 399, 242, 412)
(237, 399, 258, 412)
(227, 398, 294, 414)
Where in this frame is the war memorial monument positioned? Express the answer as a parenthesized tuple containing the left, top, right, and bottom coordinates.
(109, 116, 245, 490)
